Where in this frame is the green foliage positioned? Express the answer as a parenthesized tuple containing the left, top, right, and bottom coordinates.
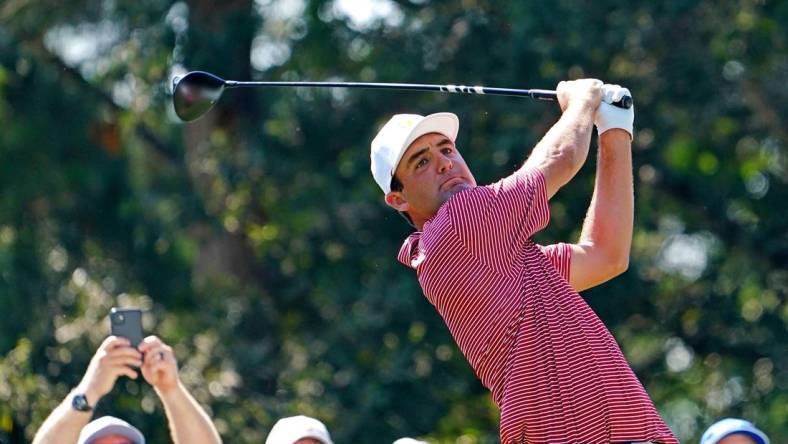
(0, 0, 786, 443)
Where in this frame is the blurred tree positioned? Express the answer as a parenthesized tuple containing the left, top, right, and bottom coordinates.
(0, 0, 785, 443)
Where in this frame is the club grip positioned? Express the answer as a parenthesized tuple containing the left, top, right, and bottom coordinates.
(612, 95, 633, 109)
(529, 89, 632, 109)
(528, 89, 557, 101)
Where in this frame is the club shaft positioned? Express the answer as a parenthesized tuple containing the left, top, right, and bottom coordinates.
(226, 80, 558, 101)
(226, 80, 633, 109)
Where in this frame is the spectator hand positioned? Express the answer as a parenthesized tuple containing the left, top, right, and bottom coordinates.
(138, 336, 179, 394)
(77, 336, 142, 405)
(595, 84, 634, 139)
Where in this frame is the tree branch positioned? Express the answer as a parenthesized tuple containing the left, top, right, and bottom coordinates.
(25, 38, 180, 165)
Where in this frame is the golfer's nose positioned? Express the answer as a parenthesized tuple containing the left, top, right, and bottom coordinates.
(438, 154, 453, 173)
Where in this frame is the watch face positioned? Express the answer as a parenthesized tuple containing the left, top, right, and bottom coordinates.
(72, 394, 92, 412)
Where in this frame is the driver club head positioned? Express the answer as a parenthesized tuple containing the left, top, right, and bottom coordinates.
(172, 71, 227, 122)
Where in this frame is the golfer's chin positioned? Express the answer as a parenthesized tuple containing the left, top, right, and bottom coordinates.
(439, 180, 473, 200)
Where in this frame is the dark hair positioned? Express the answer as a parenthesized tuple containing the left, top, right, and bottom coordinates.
(390, 175, 403, 192)
(389, 175, 415, 227)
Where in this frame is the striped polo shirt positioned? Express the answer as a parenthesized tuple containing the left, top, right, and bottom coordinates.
(397, 168, 678, 443)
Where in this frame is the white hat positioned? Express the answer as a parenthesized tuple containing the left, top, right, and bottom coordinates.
(77, 416, 145, 444)
(265, 415, 334, 444)
(393, 438, 429, 444)
(700, 418, 769, 444)
(370, 112, 459, 194)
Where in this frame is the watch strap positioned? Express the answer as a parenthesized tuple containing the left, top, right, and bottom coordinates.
(71, 393, 93, 412)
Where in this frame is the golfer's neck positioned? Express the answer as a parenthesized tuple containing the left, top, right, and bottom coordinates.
(413, 216, 428, 231)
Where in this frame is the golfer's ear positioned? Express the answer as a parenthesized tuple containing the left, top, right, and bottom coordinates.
(385, 191, 409, 213)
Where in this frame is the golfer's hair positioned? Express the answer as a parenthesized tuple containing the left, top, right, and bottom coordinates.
(390, 175, 403, 192)
(390, 175, 415, 227)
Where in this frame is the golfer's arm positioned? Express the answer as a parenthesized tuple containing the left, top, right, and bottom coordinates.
(158, 382, 223, 444)
(32, 391, 92, 444)
(523, 104, 595, 199)
(568, 129, 633, 292)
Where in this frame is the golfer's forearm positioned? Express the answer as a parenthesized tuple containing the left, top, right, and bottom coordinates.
(159, 383, 222, 444)
(33, 396, 91, 444)
(525, 104, 595, 198)
(578, 129, 633, 273)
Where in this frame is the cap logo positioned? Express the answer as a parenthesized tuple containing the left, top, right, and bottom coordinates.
(398, 118, 416, 129)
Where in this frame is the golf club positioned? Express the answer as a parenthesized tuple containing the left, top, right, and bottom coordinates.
(172, 71, 633, 122)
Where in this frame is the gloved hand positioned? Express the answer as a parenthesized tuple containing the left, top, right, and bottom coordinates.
(595, 84, 634, 139)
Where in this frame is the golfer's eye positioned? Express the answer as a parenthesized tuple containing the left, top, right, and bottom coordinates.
(415, 158, 428, 169)
(441, 147, 453, 155)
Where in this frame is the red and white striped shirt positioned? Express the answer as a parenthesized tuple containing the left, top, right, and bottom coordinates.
(398, 168, 678, 444)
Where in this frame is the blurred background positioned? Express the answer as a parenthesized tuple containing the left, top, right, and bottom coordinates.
(0, 0, 786, 442)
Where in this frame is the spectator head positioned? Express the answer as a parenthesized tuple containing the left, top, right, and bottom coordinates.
(77, 416, 145, 444)
(265, 415, 333, 444)
(701, 418, 769, 444)
(393, 438, 429, 444)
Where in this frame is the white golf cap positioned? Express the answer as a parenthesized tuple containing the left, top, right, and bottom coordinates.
(370, 112, 459, 194)
(77, 416, 145, 444)
(265, 415, 334, 444)
(393, 438, 430, 444)
(700, 418, 770, 444)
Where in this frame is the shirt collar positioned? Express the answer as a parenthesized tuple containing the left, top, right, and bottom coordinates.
(397, 232, 424, 269)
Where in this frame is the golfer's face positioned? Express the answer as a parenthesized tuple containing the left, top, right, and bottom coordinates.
(392, 132, 476, 222)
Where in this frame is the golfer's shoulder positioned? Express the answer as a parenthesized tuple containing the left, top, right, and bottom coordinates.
(496, 167, 546, 194)
(449, 168, 545, 211)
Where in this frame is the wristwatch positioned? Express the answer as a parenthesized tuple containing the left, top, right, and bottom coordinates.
(71, 393, 93, 412)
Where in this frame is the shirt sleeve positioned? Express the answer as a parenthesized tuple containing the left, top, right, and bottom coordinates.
(538, 242, 573, 282)
(448, 168, 551, 273)
(494, 168, 551, 238)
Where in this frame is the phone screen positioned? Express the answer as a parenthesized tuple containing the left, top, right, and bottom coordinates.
(109, 308, 143, 347)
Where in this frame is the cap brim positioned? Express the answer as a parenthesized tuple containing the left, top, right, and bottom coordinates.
(307, 435, 332, 444)
(81, 426, 144, 444)
(721, 431, 768, 444)
(290, 432, 333, 444)
(391, 112, 459, 176)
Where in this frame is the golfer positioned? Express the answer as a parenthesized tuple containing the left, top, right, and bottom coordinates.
(370, 79, 677, 443)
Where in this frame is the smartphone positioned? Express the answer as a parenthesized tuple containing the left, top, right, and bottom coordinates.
(109, 307, 143, 347)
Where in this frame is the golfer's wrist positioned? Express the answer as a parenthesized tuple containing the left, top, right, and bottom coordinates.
(565, 98, 598, 113)
(562, 103, 595, 125)
(599, 129, 631, 146)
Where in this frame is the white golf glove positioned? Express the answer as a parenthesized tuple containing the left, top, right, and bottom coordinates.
(595, 84, 634, 139)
